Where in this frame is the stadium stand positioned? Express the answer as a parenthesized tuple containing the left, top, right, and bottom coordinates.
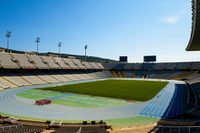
(40, 56, 61, 69)
(11, 53, 36, 69)
(52, 57, 71, 69)
(37, 74, 60, 83)
(0, 116, 110, 133)
(82, 61, 94, 69)
(72, 73, 88, 80)
(81, 73, 93, 80)
(50, 74, 71, 82)
(62, 58, 79, 69)
(71, 58, 86, 69)
(96, 62, 105, 69)
(90, 62, 101, 70)
(62, 74, 79, 81)
(1, 74, 26, 87)
(0, 125, 44, 133)
(0, 77, 17, 88)
(26, 54, 49, 69)
(0, 52, 19, 69)
(19, 74, 47, 85)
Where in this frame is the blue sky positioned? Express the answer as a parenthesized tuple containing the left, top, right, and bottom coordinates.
(0, 0, 199, 62)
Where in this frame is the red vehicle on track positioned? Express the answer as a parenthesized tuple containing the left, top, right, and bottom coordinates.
(35, 99, 52, 106)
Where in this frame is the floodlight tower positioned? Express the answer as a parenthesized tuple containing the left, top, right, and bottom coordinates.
(58, 42, 62, 54)
(84, 44, 88, 62)
(5, 31, 12, 50)
(35, 37, 40, 53)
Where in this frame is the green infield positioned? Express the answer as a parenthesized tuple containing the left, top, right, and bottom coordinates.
(38, 79, 168, 101)
(17, 89, 128, 108)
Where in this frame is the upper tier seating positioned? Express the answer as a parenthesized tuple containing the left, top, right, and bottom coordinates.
(53, 57, 71, 69)
(41, 56, 61, 69)
(89, 62, 100, 69)
(96, 62, 104, 69)
(26, 54, 49, 69)
(0, 52, 19, 69)
(165, 63, 177, 70)
(133, 63, 142, 70)
(154, 63, 166, 70)
(82, 62, 93, 69)
(178, 63, 192, 70)
(71, 59, 86, 69)
(11, 53, 36, 69)
(0, 51, 104, 70)
(191, 62, 200, 70)
(62, 58, 79, 69)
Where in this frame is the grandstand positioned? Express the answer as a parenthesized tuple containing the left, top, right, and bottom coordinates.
(0, 51, 107, 89)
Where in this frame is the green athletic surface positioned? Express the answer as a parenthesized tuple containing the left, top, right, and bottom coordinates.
(17, 89, 128, 108)
(0, 111, 159, 128)
(38, 79, 167, 101)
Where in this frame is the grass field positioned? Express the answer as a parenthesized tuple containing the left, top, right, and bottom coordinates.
(38, 79, 168, 101)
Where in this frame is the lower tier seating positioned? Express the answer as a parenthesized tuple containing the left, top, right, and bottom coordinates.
(0, 71, 111, 89)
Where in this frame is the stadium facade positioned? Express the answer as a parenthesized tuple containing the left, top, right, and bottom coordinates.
(186, 0, 200, 51)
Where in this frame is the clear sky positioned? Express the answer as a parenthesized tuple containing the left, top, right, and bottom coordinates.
(0, 0, 199, 62)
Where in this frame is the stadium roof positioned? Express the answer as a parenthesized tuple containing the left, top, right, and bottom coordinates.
(186, 0, 200, 51)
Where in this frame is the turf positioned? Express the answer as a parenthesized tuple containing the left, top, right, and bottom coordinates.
(38, 79, 167, 101)
(17, 89, 128, 108)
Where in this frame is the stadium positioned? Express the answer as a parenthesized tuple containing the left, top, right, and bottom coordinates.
(0, 0, 200, 133)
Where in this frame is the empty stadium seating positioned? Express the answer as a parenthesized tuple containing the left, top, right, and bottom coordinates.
(0, 71, 111, 89)
(41, 56, 61, 69)
(53, 57, 71, 69)
(62, 58, 79, 69)
(11, 53, 36, 69)
(26, 54, 49, 69)
(82, 61, 93, 69)
(19, 74, 47, 85)
(0, 52, 19, 69)
(71, 58, 86, 69)
(37, 74, 60, 83)
(0, 125, 44, 133)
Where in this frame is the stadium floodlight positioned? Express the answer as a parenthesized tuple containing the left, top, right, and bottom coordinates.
(84, 44, 88, 62)
(5, 31, 12, 50)
(58, 42, 62, 54)
(35, 37, 40, 53)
